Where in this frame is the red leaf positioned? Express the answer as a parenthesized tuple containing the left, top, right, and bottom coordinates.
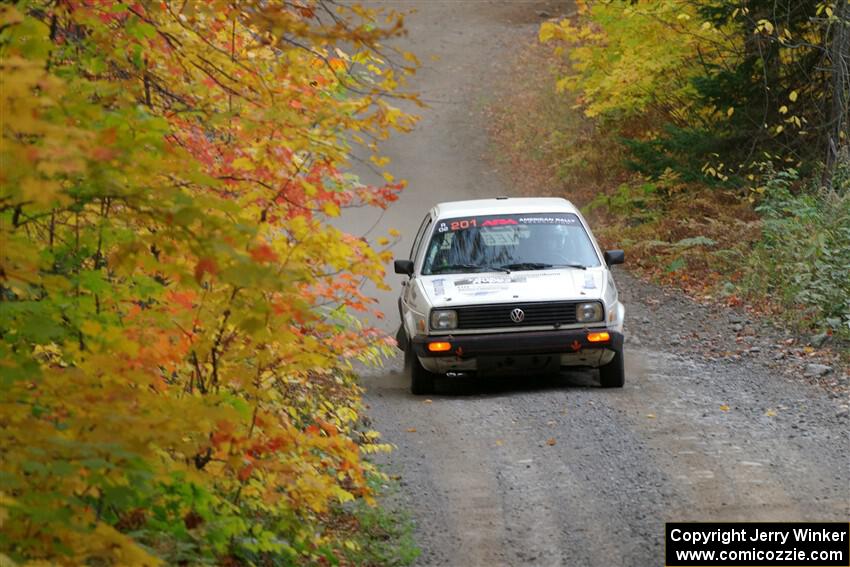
(238, 463, 254, 482)
(194, 257, 218, 283)
(250, 244, 278, 263)
(91, 146, 116, 161)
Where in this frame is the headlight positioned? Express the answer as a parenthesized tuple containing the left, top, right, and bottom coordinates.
(430, 309, 458, 330)
(576, 302, 603, 323)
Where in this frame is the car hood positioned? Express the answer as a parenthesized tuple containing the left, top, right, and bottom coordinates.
(420, 269, 606, 307)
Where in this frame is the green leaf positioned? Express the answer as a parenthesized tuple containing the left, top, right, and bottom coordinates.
(666, 257, 687, 272)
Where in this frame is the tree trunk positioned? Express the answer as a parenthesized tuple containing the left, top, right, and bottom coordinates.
(825, 0, 850, 187)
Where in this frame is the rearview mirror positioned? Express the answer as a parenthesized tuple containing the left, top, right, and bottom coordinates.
(604, 250, 625, 266)
(394, 259, 414, 276)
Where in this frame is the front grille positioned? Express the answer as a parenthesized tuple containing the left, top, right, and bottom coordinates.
(454, 301, 584, 329)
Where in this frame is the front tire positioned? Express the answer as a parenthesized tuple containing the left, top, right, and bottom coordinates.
(404, 343, 437, 395)
(599, 347, 625, 388)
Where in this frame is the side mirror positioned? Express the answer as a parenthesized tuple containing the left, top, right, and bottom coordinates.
(604, 250, 625, 266)
(394, 259, 414, 276)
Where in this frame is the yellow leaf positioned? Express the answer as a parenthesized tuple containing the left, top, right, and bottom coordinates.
(539, 22, 557, 43)
(232, 157, 253, 170)
(719, 404, 730, 412)
(779, 105, 788, 114)
(322, 202, 340, 217)
(302, 181, 318, 197)
(765, 409, 777, 417)
(789, 90, 798, 102)
(727, 107, 734, 117)
(756, 19, 774, 34)
(80, 320, 102, 336)
(646, 413, 656, 419)
(406, 427, 417, 433)
(370, 155, 390, 167)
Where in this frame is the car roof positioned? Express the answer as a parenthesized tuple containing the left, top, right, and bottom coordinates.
(432, 197, 580, 219)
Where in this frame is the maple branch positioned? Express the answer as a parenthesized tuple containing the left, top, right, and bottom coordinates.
(208, 287, 239, 392)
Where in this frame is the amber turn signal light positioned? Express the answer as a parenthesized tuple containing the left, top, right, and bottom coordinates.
(586, 332, 610, 343)
(427, 341, 452, 352)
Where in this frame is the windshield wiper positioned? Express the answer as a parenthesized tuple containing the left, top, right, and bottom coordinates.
(430, 264, 510, 274)
(499, 262, 587, 271)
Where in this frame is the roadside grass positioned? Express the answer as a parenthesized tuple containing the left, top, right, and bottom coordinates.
(336, 473, 420, 567)
(485, 40, 849, 360)
(215, 470, 419, 566)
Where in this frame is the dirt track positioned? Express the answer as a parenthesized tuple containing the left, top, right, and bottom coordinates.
(344, 2, 850, 565)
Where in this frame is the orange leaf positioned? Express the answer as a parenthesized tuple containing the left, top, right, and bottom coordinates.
(250, 244, 278, 263)
(194, 257, 218, 283)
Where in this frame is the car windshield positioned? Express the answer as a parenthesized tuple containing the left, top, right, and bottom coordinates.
(421, 213, 601, 275)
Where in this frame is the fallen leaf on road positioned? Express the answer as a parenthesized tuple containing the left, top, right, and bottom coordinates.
(423, 399, 432, 404)
(406, 427, 417, 433)
(546, 438, 556, 446)
(646, 413, 656, 419)
(495, 439, 504, 446)
(765, 409, 777, 417)
(546, 420, 556, 426)
(719, 404, 730, 412)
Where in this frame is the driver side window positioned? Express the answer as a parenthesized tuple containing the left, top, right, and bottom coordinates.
(409, 214, 432, 262)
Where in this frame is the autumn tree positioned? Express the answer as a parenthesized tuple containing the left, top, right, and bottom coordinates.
(541, 0, 850, 187)
(539, 0, 849, 335)
(0, 0, 417, 564)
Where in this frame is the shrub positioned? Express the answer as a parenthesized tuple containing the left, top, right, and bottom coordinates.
(742, 162, 850, 337)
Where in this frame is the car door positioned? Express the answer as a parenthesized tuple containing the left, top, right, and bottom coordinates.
(400, 213, 432, 337)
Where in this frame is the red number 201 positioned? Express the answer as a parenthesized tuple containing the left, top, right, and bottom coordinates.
(450, 219, 477, 231)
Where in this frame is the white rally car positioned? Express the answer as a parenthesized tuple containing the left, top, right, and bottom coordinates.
(393, 197, 625, 394)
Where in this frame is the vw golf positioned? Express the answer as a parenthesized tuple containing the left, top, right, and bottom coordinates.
(394, 197, 626, 394)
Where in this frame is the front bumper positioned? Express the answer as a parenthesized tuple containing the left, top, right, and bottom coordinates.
(411, 328, 624, 359)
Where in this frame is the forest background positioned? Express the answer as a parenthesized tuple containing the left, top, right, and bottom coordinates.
(497, 0, 849, 353)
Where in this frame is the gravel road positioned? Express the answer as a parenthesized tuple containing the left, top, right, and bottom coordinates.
(345, 2, 850, 565)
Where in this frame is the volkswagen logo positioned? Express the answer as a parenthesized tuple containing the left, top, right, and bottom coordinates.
(510, 308, 525, 323)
